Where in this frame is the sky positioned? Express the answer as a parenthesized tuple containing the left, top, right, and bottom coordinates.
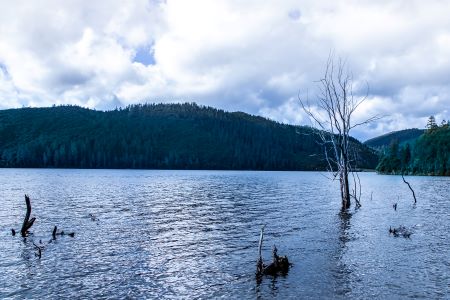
(0, 0, 449, 140)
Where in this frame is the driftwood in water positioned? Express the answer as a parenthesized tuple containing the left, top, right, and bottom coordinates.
(88, 213, 99, 222)
(256, 226, 291, 276)
(389, 225, 412, 238)
(52, 225, 75, 238)
(262, 246, 290, 276)
(21, 195, 36, 237)
(401, 174, 417, 204)
(52, 226, 57, 239)
(32, 242, 43, 259)
(10, 196, 76, 260)
(256, 226, 265, 275)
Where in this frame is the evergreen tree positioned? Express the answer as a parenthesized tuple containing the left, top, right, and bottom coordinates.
(400, 143, 411, 172)
(426, 115, 438, 131)
(377, 118, 450, 175)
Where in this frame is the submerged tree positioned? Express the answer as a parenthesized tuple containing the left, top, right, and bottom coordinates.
(299, 55, 379, 210)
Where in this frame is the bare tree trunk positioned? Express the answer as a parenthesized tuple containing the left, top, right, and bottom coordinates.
(342, 169, 351, 209)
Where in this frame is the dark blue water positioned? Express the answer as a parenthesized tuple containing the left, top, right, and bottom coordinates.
(0, 169, 449, 299)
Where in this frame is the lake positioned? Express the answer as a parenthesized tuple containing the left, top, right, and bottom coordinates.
(0, 169, 449, 299)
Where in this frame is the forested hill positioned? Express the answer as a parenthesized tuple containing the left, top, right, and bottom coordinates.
(376, 121, 450, 175)
(364, 128, 425, 151)
(0, 103, 377, 170)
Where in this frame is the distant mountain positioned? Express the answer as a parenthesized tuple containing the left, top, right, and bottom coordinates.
(0, 103, 378, 170)
(364, 128, 425, 151)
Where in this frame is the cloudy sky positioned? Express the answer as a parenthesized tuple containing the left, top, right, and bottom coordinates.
(1, 0, 449, 140)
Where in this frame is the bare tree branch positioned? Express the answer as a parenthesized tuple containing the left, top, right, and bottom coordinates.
(298, 54, 378, 210)
(401, 174, 417, 204)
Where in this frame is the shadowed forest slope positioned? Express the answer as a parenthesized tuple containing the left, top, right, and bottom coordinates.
(0, 103, 378, 170)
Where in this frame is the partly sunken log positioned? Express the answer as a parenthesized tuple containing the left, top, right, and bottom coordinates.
(20, 195, 36, 237)
(256, 226, 291, 277)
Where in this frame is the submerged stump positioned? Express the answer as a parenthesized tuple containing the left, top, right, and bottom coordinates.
(261, 246, 290, 276)
(256, 226, 291, 277)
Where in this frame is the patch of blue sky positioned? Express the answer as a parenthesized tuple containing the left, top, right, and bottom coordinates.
(133, 46, 156, 66)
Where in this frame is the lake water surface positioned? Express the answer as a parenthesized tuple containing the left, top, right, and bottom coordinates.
(0, 169, 449, 299)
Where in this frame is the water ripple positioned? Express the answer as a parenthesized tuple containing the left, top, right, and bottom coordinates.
(0, 170, 449, 299)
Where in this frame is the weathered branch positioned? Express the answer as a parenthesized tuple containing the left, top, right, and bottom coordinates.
(256, 225, 265, 275)
(21, 195, 35, 237)
(33, 242, 42, 259)
(401, 174, 417, 204)
(52, 226, 57, 239)
(350, 114, 384, 130)
(51, 225, 75, 238)
(350, 170, 362, 208)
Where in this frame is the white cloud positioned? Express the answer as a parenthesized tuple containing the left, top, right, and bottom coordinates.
(0, 0, 449, 140)
(259, 96, 306, 125)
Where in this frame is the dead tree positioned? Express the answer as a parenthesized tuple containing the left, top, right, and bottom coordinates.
(299, 55, 379, 210)
(401, 174, 417, 204)
(21, 194, 36, 237)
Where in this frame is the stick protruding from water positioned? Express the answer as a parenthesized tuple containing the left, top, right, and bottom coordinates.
(256, 225, 265, 275)
(401, 174, 417, 204)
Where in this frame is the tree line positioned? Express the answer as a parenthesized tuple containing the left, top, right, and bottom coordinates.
(376, 116, 450, 175)
(0, 103, 377, 171)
